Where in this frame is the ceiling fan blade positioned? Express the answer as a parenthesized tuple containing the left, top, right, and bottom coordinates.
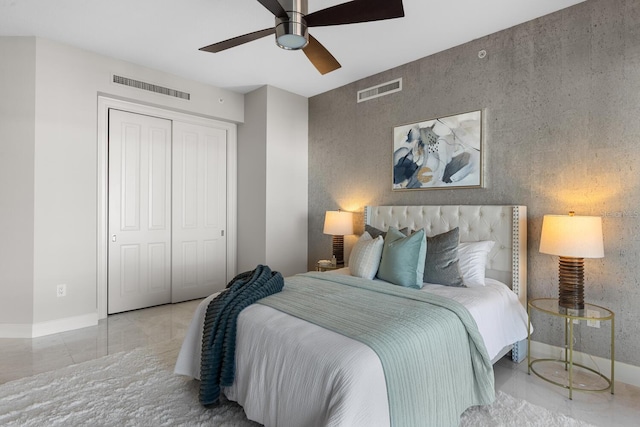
(306, 0, 404, 27)
(303, 35, 341, 75)
(257, 0, 288, 19)
(199, 28, 275, 53)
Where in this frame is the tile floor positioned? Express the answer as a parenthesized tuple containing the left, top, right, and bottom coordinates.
(0, 299, 200, 384)
(1, 300, 639, 426)
(494, 357, 639, 426)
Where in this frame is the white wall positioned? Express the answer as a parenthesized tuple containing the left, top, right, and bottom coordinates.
(237, 88, 268, 273)
(264, 86, 308, 277)
(0, 38, 36, 331)
(0, 36, 244, 336)
(237, 86, 308, 277)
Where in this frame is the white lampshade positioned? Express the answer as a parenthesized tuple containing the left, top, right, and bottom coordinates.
(323, 211, 354, 236)
(539, 214, 604, 258)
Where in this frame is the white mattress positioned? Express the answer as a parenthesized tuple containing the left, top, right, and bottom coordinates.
(175, 271, 529, 427)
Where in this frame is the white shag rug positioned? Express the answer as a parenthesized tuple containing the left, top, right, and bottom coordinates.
(0, 343, 597, 427)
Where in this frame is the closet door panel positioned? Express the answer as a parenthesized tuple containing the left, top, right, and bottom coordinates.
(108, 110, 172, 314)
(172, 122, 227, 302)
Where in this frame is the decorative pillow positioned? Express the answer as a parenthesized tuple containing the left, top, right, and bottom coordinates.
(458, 240, 495, 287)
(365, 224, 410, 240)
(423, 228, 464, 287)
(377, 227, 427, 289)
(348, 232, 384, 280)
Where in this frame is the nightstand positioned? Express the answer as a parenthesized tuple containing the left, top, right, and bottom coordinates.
(316, 262, 340, 272)
(527, 298, 614, 399)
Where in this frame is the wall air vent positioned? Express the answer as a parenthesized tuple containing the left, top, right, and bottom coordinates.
(357, 78, 402, 103)
(112, 75, 191, 100)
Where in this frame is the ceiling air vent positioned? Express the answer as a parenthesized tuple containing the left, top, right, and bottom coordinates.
(113, 75, 191, 100)
(357, 78, 402, 103)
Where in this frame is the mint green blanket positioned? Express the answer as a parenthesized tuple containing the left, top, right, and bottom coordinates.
(258, 272, 495, 427)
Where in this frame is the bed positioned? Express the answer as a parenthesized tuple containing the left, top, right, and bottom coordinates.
(175, 205, 529, 427)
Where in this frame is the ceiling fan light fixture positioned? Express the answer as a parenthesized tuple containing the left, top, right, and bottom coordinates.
(276, 33, 307, 50)
(275, 13, 308, 50)
(200, 0, 405, 75)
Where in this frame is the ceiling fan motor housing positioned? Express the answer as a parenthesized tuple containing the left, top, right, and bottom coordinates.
(275, 0, 309, 50)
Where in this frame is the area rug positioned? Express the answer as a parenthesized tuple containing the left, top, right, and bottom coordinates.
(0, 343, 596, 427)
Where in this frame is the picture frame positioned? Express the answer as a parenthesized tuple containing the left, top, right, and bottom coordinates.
(392, 110, 484, 190)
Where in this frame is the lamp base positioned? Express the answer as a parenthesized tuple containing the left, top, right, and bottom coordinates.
(558, 256, 585, 311)
(332, 235, 345, 267)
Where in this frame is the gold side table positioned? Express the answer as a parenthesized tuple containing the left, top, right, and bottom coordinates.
(527, 298, 614, 399)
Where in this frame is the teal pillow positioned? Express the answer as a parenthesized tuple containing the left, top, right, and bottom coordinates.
(377, 227, 427, 289)
(423, 227, 464, 287)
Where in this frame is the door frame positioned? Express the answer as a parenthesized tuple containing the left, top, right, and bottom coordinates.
(97, 96, 238, 319)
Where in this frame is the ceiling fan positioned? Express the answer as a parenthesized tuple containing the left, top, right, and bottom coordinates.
(199, 0, 405, 75)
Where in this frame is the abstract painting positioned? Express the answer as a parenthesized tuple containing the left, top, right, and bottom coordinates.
(392, 110, 484, 190)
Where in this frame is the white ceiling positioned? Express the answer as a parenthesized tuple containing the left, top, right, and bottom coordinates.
(0, 0, 586, 98)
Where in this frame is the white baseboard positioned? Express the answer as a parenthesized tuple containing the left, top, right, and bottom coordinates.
(32, 313, 98, 337)
(0, 313, 99, 338)
(530, 340, 640, 389)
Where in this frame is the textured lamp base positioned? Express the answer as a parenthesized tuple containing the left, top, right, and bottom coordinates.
(332, 235, 345, 267)
(558, 256, 585, 311)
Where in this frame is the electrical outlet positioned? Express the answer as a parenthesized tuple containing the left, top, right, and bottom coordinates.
(56, 284, 67, 297)
(587, 309, 600, 328)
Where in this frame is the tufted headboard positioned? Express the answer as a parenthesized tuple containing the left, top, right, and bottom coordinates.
(364, 205, 527, 309)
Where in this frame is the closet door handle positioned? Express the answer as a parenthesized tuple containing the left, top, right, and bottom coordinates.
(111, 234, 117, 242)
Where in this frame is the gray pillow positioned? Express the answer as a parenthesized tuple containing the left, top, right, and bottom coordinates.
(365, 224, 410, 240)
(423, 227, 465, 287)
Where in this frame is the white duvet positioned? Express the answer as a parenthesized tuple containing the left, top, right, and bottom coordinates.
(175, 271, 529, 427)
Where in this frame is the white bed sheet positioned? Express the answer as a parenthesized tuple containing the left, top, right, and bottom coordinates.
(175, 271, 529, 427)
(420, 278, 529, 361)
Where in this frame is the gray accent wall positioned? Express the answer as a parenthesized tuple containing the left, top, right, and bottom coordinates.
(308, 0, 640, 368)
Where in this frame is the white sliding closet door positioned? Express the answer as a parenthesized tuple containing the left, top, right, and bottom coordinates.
(172, 122, 228, 302)
(108, 110, 172, 314)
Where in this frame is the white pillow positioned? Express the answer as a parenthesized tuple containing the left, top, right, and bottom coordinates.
(457, 241, 495, 287)
(348, 232, 384, 280)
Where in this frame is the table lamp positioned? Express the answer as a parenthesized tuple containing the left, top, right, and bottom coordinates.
(323, 210, 354, 267)
(539, 212, 604, 312)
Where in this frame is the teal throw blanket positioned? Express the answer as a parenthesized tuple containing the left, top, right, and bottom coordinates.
(199, 265, 284, 406)
(258, 272, 495, 427)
